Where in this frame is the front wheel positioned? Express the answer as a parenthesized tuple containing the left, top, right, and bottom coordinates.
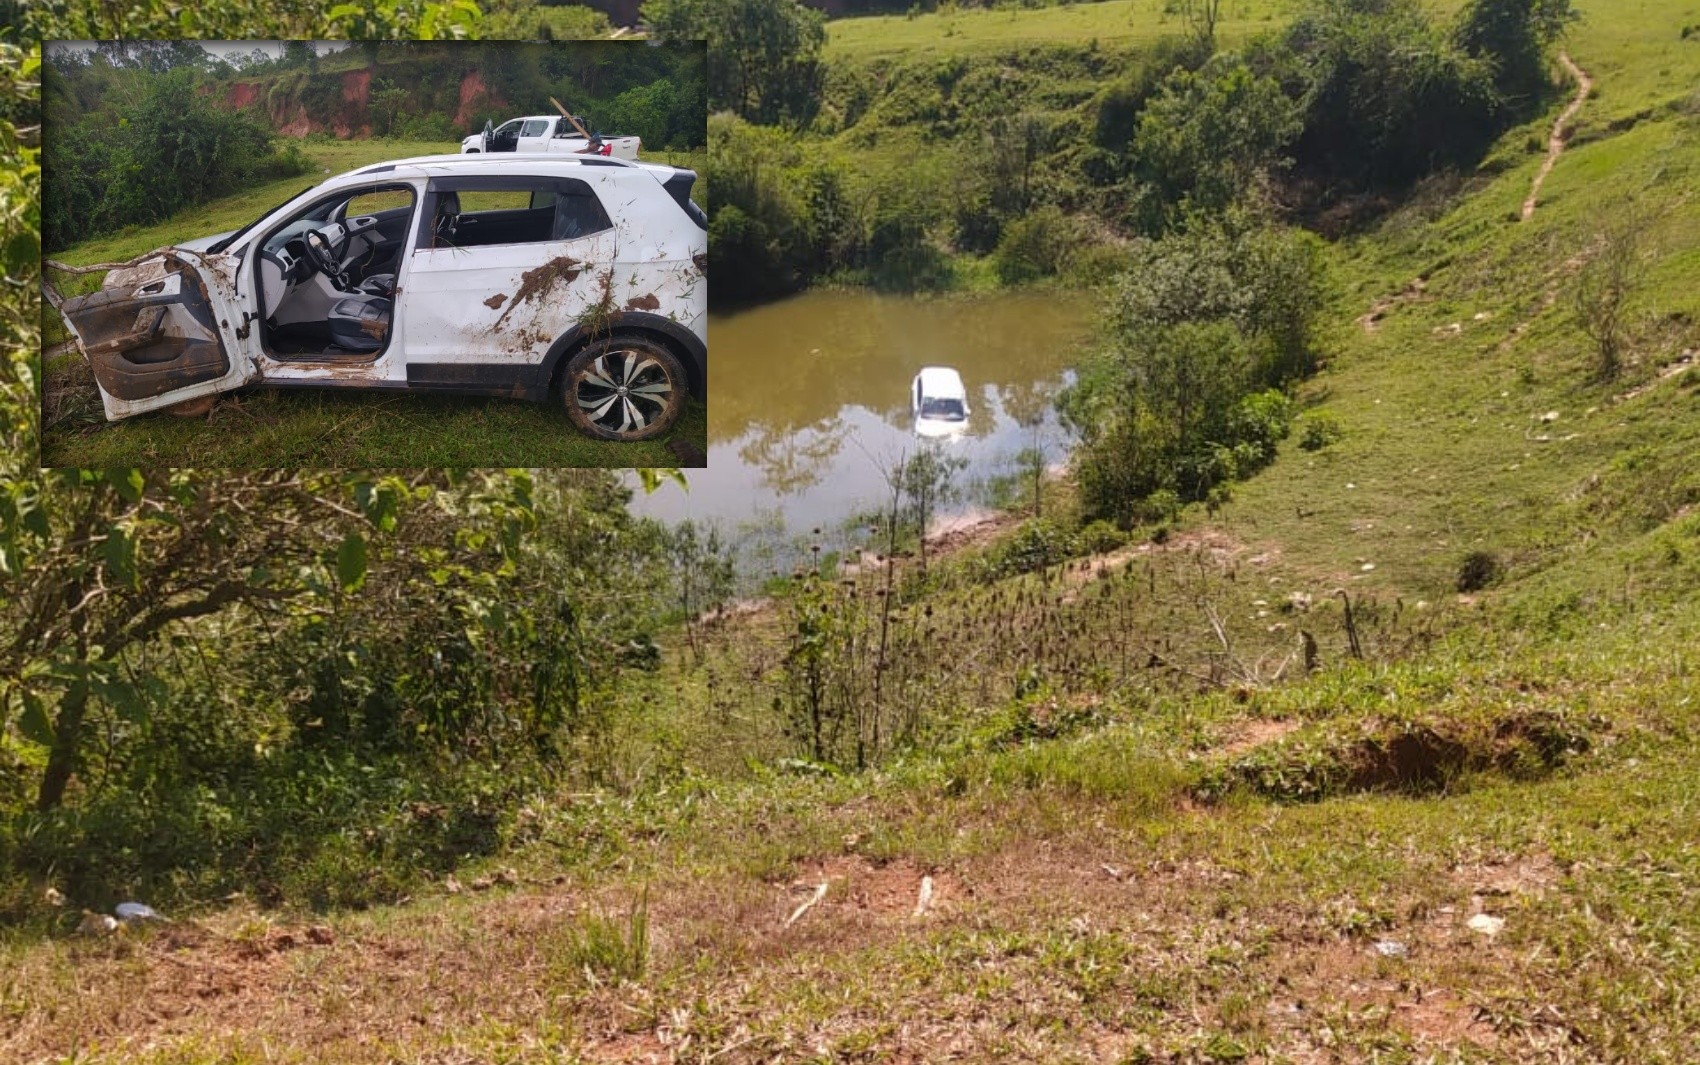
(559, 336, 687, 442)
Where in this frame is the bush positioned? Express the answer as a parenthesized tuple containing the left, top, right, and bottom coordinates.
(1299, 412, 1345, 451)
(393, 112, 460, 142)
(1064, 214, 1328, 523)
(993, 205, 1081, 285)
(44, 67, 312, 251)
(980, 518, 1079, 579)
(1077, 519, 1129, 554)
(1457, 550, 1502, 592)
(1281, 1, 1504, 197)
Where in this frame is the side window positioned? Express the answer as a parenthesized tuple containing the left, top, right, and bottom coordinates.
(430, 179, 612, 249)
(520, 119, 549, 137)
(458, 190, 532, 213)
(342, 189, 413, 219)
(553, 187, 612, 241)
(495, 120, 521, 136)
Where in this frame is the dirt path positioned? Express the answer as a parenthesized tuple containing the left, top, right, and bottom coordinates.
(1522, 52, 1592, 222)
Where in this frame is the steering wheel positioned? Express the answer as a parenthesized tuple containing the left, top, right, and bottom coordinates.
(302, 228, 350, 288)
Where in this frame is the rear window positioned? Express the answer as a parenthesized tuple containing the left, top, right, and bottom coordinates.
(920, 398, 966, 420)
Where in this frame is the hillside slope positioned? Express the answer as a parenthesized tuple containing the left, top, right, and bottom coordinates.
(8, 3, 1700, 1062)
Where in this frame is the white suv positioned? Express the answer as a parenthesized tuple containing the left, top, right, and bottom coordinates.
(56, 154, 707, 442)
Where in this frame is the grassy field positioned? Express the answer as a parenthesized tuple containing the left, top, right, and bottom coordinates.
(823, 0, 1486, 60)
(41, 139, 709, 469)
(825, 0, 1301, 59)
(9, 0, 1700, 1060)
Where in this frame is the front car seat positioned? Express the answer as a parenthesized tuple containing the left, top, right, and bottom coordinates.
(327, 296, 391, 353)
(433, 191, 461, 248)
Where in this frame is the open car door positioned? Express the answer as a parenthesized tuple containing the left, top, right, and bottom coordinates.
(57, 251, 256, 420)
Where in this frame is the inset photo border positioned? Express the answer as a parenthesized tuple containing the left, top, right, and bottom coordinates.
(40, 39, 706, 468)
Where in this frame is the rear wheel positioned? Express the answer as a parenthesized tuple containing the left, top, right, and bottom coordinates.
(559, 336, 687, 442)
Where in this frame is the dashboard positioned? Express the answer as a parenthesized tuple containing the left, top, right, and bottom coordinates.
(261, 215, 381, 288)
(257, 213, 383, 320)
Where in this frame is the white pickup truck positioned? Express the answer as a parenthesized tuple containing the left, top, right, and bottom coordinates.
(461, 115, 641, 160)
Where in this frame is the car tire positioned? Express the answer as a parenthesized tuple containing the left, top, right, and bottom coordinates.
(559, 335, 687, 442)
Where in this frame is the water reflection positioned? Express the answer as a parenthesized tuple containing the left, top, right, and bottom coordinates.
(633, 289, 1093, 544)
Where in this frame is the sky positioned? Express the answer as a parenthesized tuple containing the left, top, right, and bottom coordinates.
(45, 41, 351, 61)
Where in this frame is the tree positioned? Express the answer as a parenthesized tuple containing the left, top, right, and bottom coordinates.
(1455, 0, 1577, 107)
(1180, 0, 1224, 46)
(899, 447, 967, 575)
(281, 40, 316, 69)
(0, 469, 535, 810)
(644, 0, 825, 125)
(1281, 0, 1502, 199)
(369, 77, 411, 135)
(25, 0, 485, 40)
(1062, 216, 1328, 522)
(1132, 54, 1300, 215)
(1573, 210, 1648, 381)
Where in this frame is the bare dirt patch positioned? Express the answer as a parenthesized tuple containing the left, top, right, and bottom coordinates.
(1358, 276, 1430, 333)
(1522, 53, 1592, 222)
(1221, 718, 1302, 758)
(782, 856, 956, 928)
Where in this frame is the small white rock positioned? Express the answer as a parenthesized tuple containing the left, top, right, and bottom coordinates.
(1467, 913, 1505, 938)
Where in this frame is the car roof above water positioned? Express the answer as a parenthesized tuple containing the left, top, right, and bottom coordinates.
(915, 365, 967, 400)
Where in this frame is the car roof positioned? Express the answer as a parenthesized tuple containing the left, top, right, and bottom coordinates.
(915, 366, 967, 399)
(343, 154, 675, 181)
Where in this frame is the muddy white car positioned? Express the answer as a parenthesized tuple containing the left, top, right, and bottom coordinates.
(56, 154, 706, 441)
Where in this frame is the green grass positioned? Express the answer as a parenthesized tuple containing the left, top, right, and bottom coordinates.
(824, 0, 1304, 60)
(42, 139, 708, 468)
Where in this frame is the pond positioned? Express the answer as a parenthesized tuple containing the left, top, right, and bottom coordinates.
(631, 289, 1095, 567)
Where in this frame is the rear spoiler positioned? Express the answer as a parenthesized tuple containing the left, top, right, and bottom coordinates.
(662, 169, 706, 231)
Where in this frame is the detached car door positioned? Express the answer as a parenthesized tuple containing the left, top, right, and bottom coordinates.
(57, 251, 256, 420)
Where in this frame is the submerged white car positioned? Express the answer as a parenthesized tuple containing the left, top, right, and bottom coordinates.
(911, 366, 970, 438)
(57, 154, 706, 441)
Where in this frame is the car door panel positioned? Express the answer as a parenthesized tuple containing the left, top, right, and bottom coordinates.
(400, 228, 615, 367)
(60, 254, 255, 417)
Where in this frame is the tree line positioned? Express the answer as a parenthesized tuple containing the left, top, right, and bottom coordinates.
(41, 38, 706, 252)
(703, 0, 1577, 303)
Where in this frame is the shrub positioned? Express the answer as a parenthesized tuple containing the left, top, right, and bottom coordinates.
(1282, 1, 1503, 197)
(1457, 550, 1502, 592)
(993, 205, 1081, 285)
(1298, 411, 1344, 451)
(393, 112, 460, 142)
(1077, 519, 1129, 554)
(981, 518, 1079, 579)
(43, 67, 312, 250)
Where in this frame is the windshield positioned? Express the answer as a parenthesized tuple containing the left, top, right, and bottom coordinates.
(208, 185, 314, 254)
(920, 397, 966, 421)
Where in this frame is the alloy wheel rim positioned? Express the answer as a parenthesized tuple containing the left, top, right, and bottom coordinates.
(573, 349, 674, 436)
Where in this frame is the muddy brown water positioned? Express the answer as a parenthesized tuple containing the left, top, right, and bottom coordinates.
(632, 289, 1093, 564)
